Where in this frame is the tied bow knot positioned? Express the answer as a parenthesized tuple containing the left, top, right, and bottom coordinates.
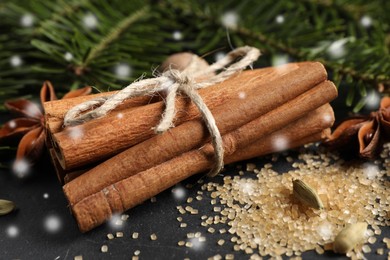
(163, 69, 194, 86)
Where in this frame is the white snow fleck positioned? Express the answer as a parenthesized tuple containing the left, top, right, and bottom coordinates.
(322, 113, 333, 124)
(44, 215, 62, 233)
(238, 91, 246, 99)
(214, 51, 226, 62)
(114, 63, 132, 79)
(360, 15, 372, 28)
(9, 121, 17, 129)
(68, 127, 83, 140)
(327, 38, 349, 59)
(275, 15, 285, 24)
(20, 14, 35, 27)
(6, 225, 19, 238)
(64, 52, 74, 61)
(364, 90, 380, 110)
(221, 11, 239, 29)
(272, 135, 289, 151)
(117, 113, 124, 119)
(317, 222, 333, 241)
(172, 184, 186, 200)
(43, 193, 49, 199)
(83, 13, 98, 29)
(189, 237, 204, 250)
(239, 181, 255, 196)
(272, 54, 289, 67)
(12, 159, 30, 179)
(172, 30, 183, 41)
(10, 55, 23, 67)
(363, 163, 379, 180)
(108, 213, 123, 229)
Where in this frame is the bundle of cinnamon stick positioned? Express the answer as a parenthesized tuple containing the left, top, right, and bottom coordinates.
(44, 57, 337, 232)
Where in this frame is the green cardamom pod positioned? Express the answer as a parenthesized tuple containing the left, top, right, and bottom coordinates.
(0, 199, 15, 216)
(333, 222, 368, 254)
(293, 179, 324, 209)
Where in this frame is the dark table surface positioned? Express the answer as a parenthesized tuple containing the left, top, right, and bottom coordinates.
(0, 92, 389, 260)
(1, 150, 389, 260)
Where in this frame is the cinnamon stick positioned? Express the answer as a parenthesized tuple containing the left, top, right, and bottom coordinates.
(71, 102, 335, 232)
(63, 79, 335, 206)
(43, 63, 300, 133)
(44, 94, 158, 134)
(51, 62, 327, 170)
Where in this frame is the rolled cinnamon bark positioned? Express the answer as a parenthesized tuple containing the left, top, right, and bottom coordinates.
(63, 77, 334, 207)
(49, 148, 93, 184)
(43, 63, 300, 134)
(67, 80, 337, 232)
(44, 94, 158, 134)
(71, 102, 335, 232)
(51, 62, 326, 170)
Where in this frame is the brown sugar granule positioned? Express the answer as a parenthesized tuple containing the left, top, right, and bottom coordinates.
(200, 145, 390, 258)
(101, 245, 108, 253)
(150, 233, 157, 240)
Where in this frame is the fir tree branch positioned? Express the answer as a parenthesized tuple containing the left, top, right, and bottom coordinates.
(236, 26, 390, 90)
(81, 6, 150, 69)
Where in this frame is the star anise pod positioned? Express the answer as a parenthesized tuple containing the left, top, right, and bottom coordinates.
(323, 97, 390, 159)
(0, 81, 91, 165)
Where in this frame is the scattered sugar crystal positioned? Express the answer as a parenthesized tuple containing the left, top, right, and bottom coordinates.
(150, 233, 157, 240)
(101, 245, 108, 253)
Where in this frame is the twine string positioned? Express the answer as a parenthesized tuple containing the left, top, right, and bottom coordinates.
(63, 46, 261, 176)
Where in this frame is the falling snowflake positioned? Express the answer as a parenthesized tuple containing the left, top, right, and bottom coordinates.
(363, 163, 379, 180)
(327, 38, 349, 59)
(9, 120, 17, 129)
(68, 127, 83, 140)
(172, 184, 187, 200)
(272, 135, 289, 151)
(108, 213, 123, 229)
(188, 237, 205, 250)
(239, 181, 255, 196)
(272, 54, 289, 67)
(364, 90, 380, 110)
(114, 63, 132, 79)
(214, 51, 226, 62)
(221, 11, 238, 29)
(12, 158, 30, 178)
(117, 113, 124, 119)
(360, 15, 372, 28)
(64, 52, 74, 62)
(10, 55, 23, 67)
(238, 91, 246, 99)
(83, 13, 98, 29)
(172, 30, 183, 41)
(6, 225, 19, 238)
(43, 193, 49, 199)
(44, 215, 62, 233)
(322, 113, 334, 124)
(275, 15, 285, 24)
(317, 222, 333, 241)
(20, 14, 34, 27)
